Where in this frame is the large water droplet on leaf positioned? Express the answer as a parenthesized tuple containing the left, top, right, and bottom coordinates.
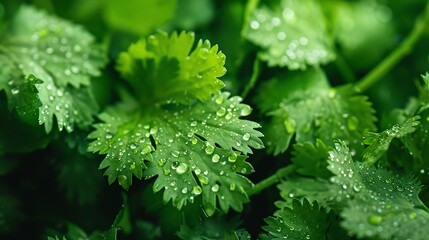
(176, 163, 188, 174)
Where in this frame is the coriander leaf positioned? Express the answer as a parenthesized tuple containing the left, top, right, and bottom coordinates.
(256, 68, 376, 155)
(244, 0, 335, 69)
(173, 0, 214, 30)
(276, 178, 340, 210)
(117, 31, 226, 105)
(362, 116, 420, 166)
(0, 55, 41, 121)
(104, 0, 176, 36)
(291, 139, 332, 179)
(328, 140, 429, 240)
(329, 0, 396, 71)
(88, 92, 263, 214)
(260, 199, 329, 240)
(0, 5, 106, 132)
(177, 217, 243, 240)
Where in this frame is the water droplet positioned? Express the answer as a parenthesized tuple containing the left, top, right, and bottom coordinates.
(191, 138, 198, 145)
(130, 143, 137, 150)
(171, 150, 180, 158)
(228, 153, 237, 162)
(199, 48, 209, 59)
(181, 187, 188, 194)
(46, 47, 54, 54)
(277, 32, 286, 40)
(276, 227, 281, 232)
(212, 154, 220, 163)
(150, 127, 158, 134)
(242, 133, 251, 141)
(213, 96, 224, 106)
(211, 184, 219, 192)
(205, 144, 215, 155)
(347, 116, 359, 131)
(409, 212, 417, 219)
(64, 69, 71, 76)
(305, 235, 310, 239)
(229, 183, 236, 191)
(198, 175, 209, 185)
(171, 161, 179, 169)
(190, 121, 197, 127)
(106, 132, 113, 139)
(283, 8, 295, 20)
(192, 186, 202, 195)
(368, 215, 383, 225)
(130, 162, 136, 170)
(250, 20, 260, 30)
(176, 163, 188, 174)
(283, 119, 296, 134)
(170, 181, 176, 187)
(225, 112, 233, 120)
(11, 88, 19, 95)
(216, 107, 226, 116)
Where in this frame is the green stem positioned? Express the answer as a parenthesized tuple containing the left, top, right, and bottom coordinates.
(241, 0, 260, 38)
(242, 57, 261, 98)
(250, 165, 297, 196)
(354, 2, 429, 92)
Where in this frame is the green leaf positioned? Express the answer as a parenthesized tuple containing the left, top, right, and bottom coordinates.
(47, 223, 118, 240)
(244, 0, 335, 69)
(277, 178, 340, 210)
(257, 68, 376, 155)
(328, 140, 429, 240)
(104, 0, 177, 35)
(329, 0, 396, 70)
(177, 217, 243, 240)
(173, 0, 214, 30)
(261, 199, 329, 240)
(88, 92, 263, 214)
(362, 116, 420, 166)
(117, 31, 226, 105)
(0, 5, 106, 132)
(291, 139, 332, 179)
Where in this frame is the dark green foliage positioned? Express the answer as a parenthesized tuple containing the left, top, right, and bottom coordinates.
(1, 0, 429, 239)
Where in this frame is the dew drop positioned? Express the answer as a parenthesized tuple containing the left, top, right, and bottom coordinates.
(229, 183, 236, 191)
(118, 175, 127, 186)
(347, 116, 359, 131)
(228, 153, 237, 162)
(130, 143, 137, 150)
(211, 184, 220, 192)
(250, 20, 260, 30)
(176, 163, 188, 174)
(150, 127, 158, 134)
(216, 107, 226, 116)
(368, 215, 383, 225)
(106, 132, 113, 139)
(181, 187, 188, 194)
(192, 186, 202, 195)
(190, 121, 197, 127)
(130, 162, 136, 170)
(215, 96, 224, 104)
(171, 161, 179, 169)
(205, 144, 215, 155)
(212, 154, 220, 163)
(242, 133, 251, 141)
(191, 138, 198, 145)
(11, 88, 19, 95)
(225, 112, 233, 120)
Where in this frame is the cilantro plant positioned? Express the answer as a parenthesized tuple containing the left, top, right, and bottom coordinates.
(1, 0, 429, 239)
